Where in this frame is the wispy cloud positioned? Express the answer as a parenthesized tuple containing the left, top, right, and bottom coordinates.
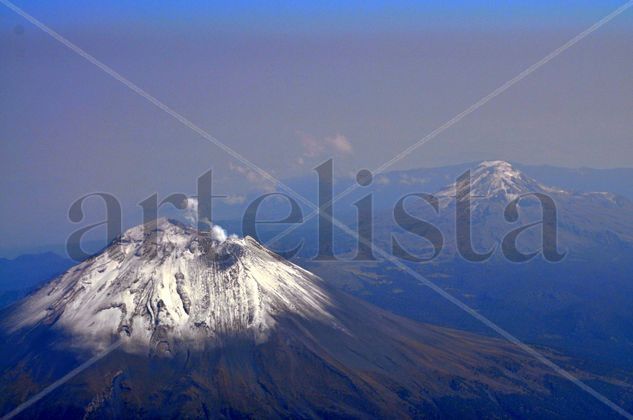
(182, 197, 232, 242)
(326, 133, 353, 154)
(398, 174, 428, 185)
(296, 131, 353, 166)
(224, 194, 246, 205)
(183, 197, 200, 225)
(229, 162, 277, 193)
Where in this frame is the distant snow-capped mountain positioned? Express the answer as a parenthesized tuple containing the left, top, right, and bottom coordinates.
(372, 160, 633, 261)
(436, 160, 560, 205)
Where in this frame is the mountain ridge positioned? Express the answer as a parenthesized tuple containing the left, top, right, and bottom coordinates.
(2, 218, 631, 417)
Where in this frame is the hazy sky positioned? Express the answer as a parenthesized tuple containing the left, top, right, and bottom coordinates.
(1, 1, 632, 251)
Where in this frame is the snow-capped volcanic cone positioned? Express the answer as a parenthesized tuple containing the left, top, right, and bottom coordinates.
(377, 161, 633, 260)
(6, 218, 338, 355)
(436, 160, 559, 206)
(0, 219, 626, 417)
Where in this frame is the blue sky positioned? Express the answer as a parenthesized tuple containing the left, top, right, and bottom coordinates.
(6, 1, 633, 32)
(1, 1, 632, 251)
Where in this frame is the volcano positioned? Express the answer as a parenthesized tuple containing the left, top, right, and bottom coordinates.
(0, 219, 627, 418)
(370, 161, 633, 262)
